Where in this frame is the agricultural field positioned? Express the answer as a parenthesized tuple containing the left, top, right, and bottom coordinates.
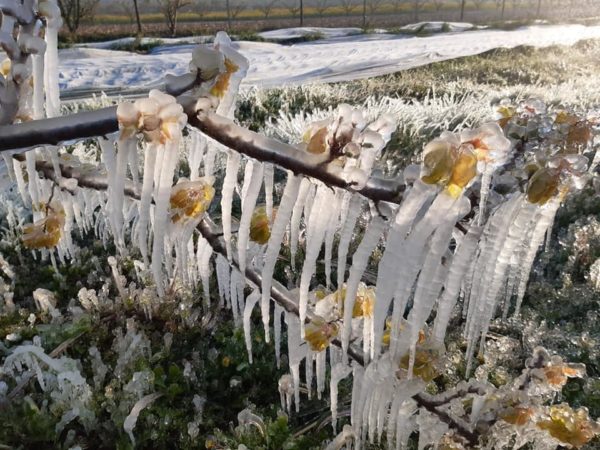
(2, 2, 600, 449)
(65, 0, 597, 41)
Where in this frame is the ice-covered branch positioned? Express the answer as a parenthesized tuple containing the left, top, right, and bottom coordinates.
(12, 153, 141, 199)
(187, 111, 405, 203)
(0, 106, 405, 205)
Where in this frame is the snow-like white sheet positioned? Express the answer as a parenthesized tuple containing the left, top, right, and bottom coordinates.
(258, 27, 363, 40)
(53, 24, 600, 92)
(399, 21, 480, 32)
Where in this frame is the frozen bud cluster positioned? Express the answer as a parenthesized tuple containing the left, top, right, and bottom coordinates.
(190, 46, 225, 82)
(117, 90, 187, 143)
(191, 32, 248, 117)
(526, 154, 589, 205)
(536, 404, 600, 448)
(301, 104, 397, 189)
(169, 178, 215, 224)
(304, 316, 339, 352)
(526, 347, 586, 392)
(21, 202, 66, 249)
(249, 205, 273, 244)
(421, 121, 511, 198)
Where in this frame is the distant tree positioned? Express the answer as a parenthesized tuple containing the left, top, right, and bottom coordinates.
(132, 0, 143, 36)
(283, 0, 301, 20)
(57, 0, 100, 35)
(367, 0, 386, 15)
(314, 0, 329, 16)
(413, 0, 427, 21)
(340, 0, 355, 15)
(497, 0, 507, 18)
(473, 0, 487, 10)
(225, 0, 246, 29)
(431, 0, 446, 11)
(390, 0, 404, 13)
(258, 0, 280, 19)
(459, 0, 466, 19)
(118, 0, 135, 25)
(156, 0, 191, 37)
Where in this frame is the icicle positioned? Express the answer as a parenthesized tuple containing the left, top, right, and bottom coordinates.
(151, 138, 180, 296)
(108, 256, 126, 299)
(215, 254, 231, 308)
(113, 136, 136, 251)
(189, 131, 207, 181)
(43, 2, 61, 118)
(388, 192, 462, 360)
(230, 270, 240, 325)
(286, 312, 304, 412)
(25, 151, 40, 214)
(403, 198, 468, 375)
(273, 304, 284, 368)
(12, 159, 29, 206)
(351, 363, 365, 428)
(264, 163, 274, 222)
(465, 195, 537, 374)
(341, 214, 387, 361)
(395, 401, 418, 450)
(371, 181, 436, 359)
(261, 174, 302, 341)
(337, 194, 363, 289)
(243, 290, 260, 364)
(324, 191, 343, 289)
(240, 161, 253, 209)
(513, 199, 561, 316)
(290, 178, 313, 271)
(221, 152, 241, 261)
(315, 348, 327, 400)
(238, 161, 264, 275)
(128, 142, 140, 183)
(330, 363, 352, 433)
(431, 225, 483, 347)
(299, 186, 334, 337)
(305, 350, 314, 399)
(278, 374, 294, 415)
(477, 166, 493, 225)
(196, 234, 212, 307)
(203, 146, 217, 177)
(544, 209, 556, 253)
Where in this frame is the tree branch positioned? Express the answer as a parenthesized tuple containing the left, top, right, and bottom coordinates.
(0, 103, 405, 205)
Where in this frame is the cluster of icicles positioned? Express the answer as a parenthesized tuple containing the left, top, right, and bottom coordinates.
(7, 14, 598, 447)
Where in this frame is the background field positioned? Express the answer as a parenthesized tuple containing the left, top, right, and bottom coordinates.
(65, 0, 600, 41)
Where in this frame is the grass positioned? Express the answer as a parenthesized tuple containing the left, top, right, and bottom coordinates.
(237, 38, 600, 131)
(109, 39, 164, 54)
